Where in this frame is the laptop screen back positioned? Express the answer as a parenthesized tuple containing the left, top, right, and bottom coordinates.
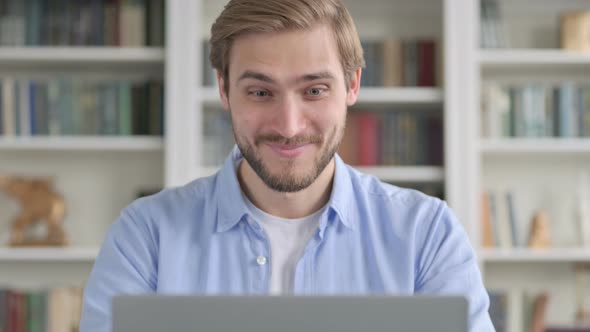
(113, 295, 468, 332)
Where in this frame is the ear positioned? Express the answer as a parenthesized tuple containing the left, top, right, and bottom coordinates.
(346, 67, 362, 106)
(217, 70, 230, 111)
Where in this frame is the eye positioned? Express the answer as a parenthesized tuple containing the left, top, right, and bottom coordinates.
(255, 90, 269, 97)
(308, 88, 322, 95)
(250, 90, 270, 97)
(306, 87, 326, 97)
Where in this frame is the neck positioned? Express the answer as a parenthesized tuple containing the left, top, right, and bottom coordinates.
(238, 159, 335, 219)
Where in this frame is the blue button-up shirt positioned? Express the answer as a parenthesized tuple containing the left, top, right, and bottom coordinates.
(81, 147, 494, 331)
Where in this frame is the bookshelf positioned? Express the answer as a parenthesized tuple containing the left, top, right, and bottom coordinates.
(0, 136, 163, 151)
(8, 0, 590, 330)
(480, 49, 590, 67)
(481, 248, 590, 263)
(0, 247, 98, 262)
(480, 139, 590, 154)
(0, 0, 167, 299)
(0, 47, 165, 65)
(473, 0, 590, 330)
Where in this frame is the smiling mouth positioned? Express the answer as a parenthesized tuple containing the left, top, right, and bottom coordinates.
(266, 143, 310, 158)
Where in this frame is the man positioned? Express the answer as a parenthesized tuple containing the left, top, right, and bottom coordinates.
(80, 0, 494, 331)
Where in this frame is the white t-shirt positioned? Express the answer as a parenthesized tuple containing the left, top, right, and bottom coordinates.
(244, 196, 323, 295)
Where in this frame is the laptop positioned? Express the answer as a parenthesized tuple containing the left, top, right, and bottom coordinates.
(112, 295, 468, 332)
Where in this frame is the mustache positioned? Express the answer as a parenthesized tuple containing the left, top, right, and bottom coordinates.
(255, 134, 323, 146)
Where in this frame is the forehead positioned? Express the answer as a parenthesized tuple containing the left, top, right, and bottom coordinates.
(228, 24, 343, 83)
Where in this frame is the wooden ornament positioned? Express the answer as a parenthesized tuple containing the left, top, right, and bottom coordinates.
(0, 175, 67, 246)
(528, 210, 551, 249)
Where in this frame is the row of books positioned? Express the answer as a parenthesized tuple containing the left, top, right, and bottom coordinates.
(339, 110, 443, 166)
(0, 286, 83, 332)
(482, 172, 590, 249)
(0, 78, 164, 137)
(481, 82, 590, 138)
(0, 0, 164, 47)
(200, 38, 437, 88)
(488, 289, 549, 332)
(480, 0, 510, 48)
(480, 190, 521, 249)
(360, 39, 436, 87)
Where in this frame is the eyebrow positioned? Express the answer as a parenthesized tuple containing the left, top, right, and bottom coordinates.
(237, 70, 336, 85)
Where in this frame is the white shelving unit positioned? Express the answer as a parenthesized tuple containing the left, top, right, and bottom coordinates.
(480, 139, 590, 154)
(0, 247, 98, 262)
(353, 166, 445, 182)
(470, 0, 590, 330)
(0, 136, 164, 151)
(199, 166, 445, 183)
(349, 87, 443, 105)
(0, 47, 165, 65)
(480, 49, 590, 67)
(481, 248, 590, 263)
(0, 11, 167, 286)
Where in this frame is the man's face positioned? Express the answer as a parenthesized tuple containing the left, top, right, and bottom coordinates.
(218, 24, 360, 192)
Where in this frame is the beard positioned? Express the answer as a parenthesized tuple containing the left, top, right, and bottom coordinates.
(233, 124, 343, 193)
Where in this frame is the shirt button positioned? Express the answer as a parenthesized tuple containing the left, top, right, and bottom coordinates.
(256, 256, 267, 266)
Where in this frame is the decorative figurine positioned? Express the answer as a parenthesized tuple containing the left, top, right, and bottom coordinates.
(0, 175, 67, 246)
(528, 210, 551, 249)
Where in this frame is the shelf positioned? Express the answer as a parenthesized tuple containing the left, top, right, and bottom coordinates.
(0, 47, 165, 66)
(0, 136, 164, 152)
(356, 87, 443, 105)
(480, 139, 590, 155)
(198, 87, 444, 107)
(480, 248, 590, 262)
(479, 49, 590, 68)
(198, 165, 444, 183)
(353, 166, 444, 182)
(0, 247, 98, 262)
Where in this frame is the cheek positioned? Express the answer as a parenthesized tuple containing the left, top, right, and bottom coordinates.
(312, 100, 346, 129)
(231, 108, 262, 135)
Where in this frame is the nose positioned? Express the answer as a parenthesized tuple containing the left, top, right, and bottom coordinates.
(270, 94, 307, 139)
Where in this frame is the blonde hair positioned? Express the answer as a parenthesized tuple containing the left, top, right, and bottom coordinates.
(209, 0, 365, 93)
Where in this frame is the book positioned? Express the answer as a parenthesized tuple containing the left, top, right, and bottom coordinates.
(2, 78, 15, 136)
(402, 40, 418, 86)
(356, 112, 380, 166)
(482, 81, 590, 138)
(506, 191, 519, 247)
(481, 191, 495, 247)
(417, 40, 435, 87)
(120, 0, 146, 47)
(381, 39, 403, 86)
(338, 112, 359, 165)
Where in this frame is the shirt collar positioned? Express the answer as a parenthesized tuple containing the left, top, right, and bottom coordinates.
(214, 146, 250, 233)
(214, 145, 358, 232)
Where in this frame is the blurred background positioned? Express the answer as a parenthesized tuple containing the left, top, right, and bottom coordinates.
(0, 0, 589, 331)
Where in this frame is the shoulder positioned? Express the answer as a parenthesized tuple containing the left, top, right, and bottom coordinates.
(343, 165, 459, 240)
(120, 174, 219, 229)
(347, 166, 443, 215)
